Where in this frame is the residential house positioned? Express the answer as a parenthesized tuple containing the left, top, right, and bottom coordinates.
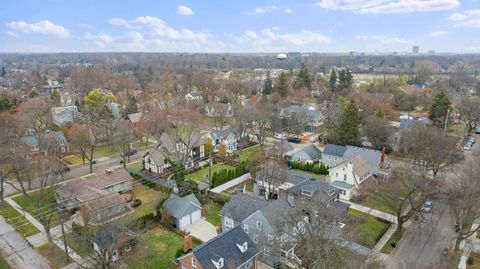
(56, 168, 133, 225)
(388, 118, 430, 152)
(92, 223, 138, 263)
(321, 144, 382, 171)
(51, 105, 78, 126)
(265, 140, 295, 159)
(164, 194, 202, 228)
(280, 105, 323, 132)
(207, 128, 248, 154)
(20, 130, 69, 156)
(287, 144, 322, 164)
(176, 225, 260, 269)
(205, 102, 233, 118)
(143, 133, 206, 174)
(327, 155, 374, 200)
(185, 92, 203, 102)
(126, 112, 142, 124)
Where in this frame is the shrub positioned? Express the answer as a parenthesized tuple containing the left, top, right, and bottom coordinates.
(289, 161, 329, 175)
(213, 194, 231, 205)
(131, 199, 142, 208)
(175, 248, 185, 259)
(467, 256, 474, 265)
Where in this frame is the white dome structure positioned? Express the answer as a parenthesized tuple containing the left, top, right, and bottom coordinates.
(276, 53, 287, 60)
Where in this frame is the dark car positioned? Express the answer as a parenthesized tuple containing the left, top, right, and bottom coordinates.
(287, 137, 302, 143)
(121, 149, 138, 157)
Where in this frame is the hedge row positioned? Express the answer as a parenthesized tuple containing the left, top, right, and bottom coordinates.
(290, 161, 329, 175)
(211, 161, 248, 188)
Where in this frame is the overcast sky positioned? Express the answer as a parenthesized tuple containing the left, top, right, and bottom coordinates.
(1, 0, 479, 53)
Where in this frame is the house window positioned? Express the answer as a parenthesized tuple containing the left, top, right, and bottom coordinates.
(253, 234, 258, 243)
(343, 167, 345, 171)
(343, 174, 347, 181)
(301, 190, 313, 196)
(268, 234, 273, 243)
(225, 218, 233, 229)
(256, 221, 262, 230)
(341, 190, 346, 195)
(243, 224, 249, 233)
(192, 258, 197, 268)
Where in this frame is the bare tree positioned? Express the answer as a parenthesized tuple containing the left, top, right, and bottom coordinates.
(248, 104, 277, 147)
(0, 113, 20, 205)
(116, 120, 135, 167)
(457, 95, 480, 137)
(362, 115, 394, 149)
(68, 123, 103, 173)
(256, 159, 289, 200)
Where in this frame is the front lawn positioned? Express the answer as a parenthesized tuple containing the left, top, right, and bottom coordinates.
(381, 227, 406, 254)
(37, 242, 70, 269)
(187, 163, 235, 182)
(0, 203, 40, 237)
(12, 189, 60, 227)
(62, 155, 85, 165)
(238, 145, 261, 162)
(363, 194, 397, 215)
(124, 227, 200, 269)
(126, 161, 144, 172)
(115, 184, 161, 226)
(347, 209, 391, 249)
(0, 255, 9, 269)
(65, 232, 93, 257)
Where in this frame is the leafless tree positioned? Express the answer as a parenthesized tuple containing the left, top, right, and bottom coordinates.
(457, 95, 480, 137)
(0, 113, 20, 205)
(19, 98, 55, 152)
(248, 104, 277, 147)
(256, 159, 289, 200)
(116, 120, 136, 167)
(68, 123, 103, 173)
(414, 60, 440, 84)
(362, 115, 394, 149)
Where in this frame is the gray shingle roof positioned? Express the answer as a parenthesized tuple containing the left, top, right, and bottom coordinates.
(92, 223, 137, 250)
(299, 144, 322, 159)
(164, 193, 201, 219)
(188, 225, 259, 269)
(323, 144, 347, 157)
(282, 105, 322, 121)
(287, 179, 339, 201)
(220, 193, 269, 222)
(344, 145, 381, 167)
(331, 180, 355, 190)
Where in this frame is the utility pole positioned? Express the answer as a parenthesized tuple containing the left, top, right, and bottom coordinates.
(208, 154, 212, 189)
(443, 109, 450, 136)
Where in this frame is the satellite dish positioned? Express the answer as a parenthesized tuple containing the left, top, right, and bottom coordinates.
(277, 53, 287, 60)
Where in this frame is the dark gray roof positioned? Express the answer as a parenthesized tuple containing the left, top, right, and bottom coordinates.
(220, 193, 269, 222)
(323, 144, 347, 157)
(399, 119, 416, 131)
(266, 140, 294, 157)
(282, 105, 322, 121)
(92, 223, 137, 250)
(20, 131, 68, 147)
(287, 179, 340, 203)
(299, 144, 322, 159)
(210, 128, 235, 141)
(188, 225, 259, 269)
(331, 180, 355, 190)
(259, 198, 295, 231)
(164, 194, 201, 219)
(344, 146, 381, 167)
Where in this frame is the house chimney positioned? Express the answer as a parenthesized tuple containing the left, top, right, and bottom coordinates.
(347, 162, 353, 172)
(184, 233, 192, 252)
(105, 168, 113, 175)
(287, 193, 295, 208)
(380, 147, 386, 169)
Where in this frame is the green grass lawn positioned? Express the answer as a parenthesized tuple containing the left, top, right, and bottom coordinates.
(64, 233, 93, 257)
(238, 145, 261, 162)
(0, 255, 9, 269)
(115, 185, 161, 226)
(124, 227, 200, 269)
(127, 161, 144, 172)
(37, 242, 70, 269)
(187, 163, 235, 182)
(363, 194, 397, 215)
(244, 182, 254, 192)
(62, 155, 85, 165)
(0, 203, 40, 237)
(381, 227, 406, 254)
(203, 202, 222, 227)
(12, 189, 60, 227)
(348, 209, 391, 249)
(291, 169, 327, 181)
(96, 139, 155, 158)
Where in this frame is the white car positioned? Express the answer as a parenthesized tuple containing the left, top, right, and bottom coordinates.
(274, 132, 287, 140)
(464, 144, 472, 151)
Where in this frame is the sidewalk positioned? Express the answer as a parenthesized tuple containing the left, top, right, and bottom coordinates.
(458, 219, 480, 269)
(341, 200, 397, 223)
(0, 215, 51, 269)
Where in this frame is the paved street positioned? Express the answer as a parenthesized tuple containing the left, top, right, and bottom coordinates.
(0, 216, 51, 269)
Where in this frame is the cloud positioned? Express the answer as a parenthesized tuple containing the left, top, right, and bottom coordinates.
(249, 5, 282, 15)
(177, 5, 194, 16)
(7, 20, 70, 38)
(449, 9, 480, 28)
(85, 32, 114, 48)
(109, 16, 211, 41)
(356, 35, 413, 44)
(313, 0, 459, 13)
(235, 28, 331, 51)
(429, 31, 449, 37)
(6, 31, 18, 37)
(284, 8, 294, 14)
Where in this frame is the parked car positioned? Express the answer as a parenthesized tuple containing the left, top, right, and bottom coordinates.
(274, 132, 287, 140)
(475, 128, 480, 134)
(121, 149, 138, 157)
(287, 137, 302, 143)
(308, 135, 318, 143)
(422, 201, 433, 213)
(468, 137, 475, 144)
(464, 144, 472, 151)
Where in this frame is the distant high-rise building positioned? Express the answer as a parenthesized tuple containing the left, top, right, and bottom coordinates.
(428, 50, 435, 55)
(412, 45, 420, 54)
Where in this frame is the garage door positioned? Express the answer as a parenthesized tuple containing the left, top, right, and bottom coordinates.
(179, 215, 191, 228)
(190, 210, 201, 223)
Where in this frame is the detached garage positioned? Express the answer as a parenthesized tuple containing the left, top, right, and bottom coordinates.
(164, 194, 202, 229)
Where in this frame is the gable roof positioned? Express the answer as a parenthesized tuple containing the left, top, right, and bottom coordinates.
(343, 146, 381, 167)
(266, 140, 295, 157)
(145, 149, 166, 165)
(294, 144, 322, 159)
(287, 179, 339, 201)
(335, 155, 374, 177)
(210, 128, 236, 141)
(220, 193, 269, 223)
(127, 112, 142, 123)
(187, 225, 260, 269)
(281, 105, 322, 121)
(92, 223, 137, 250)
(323, 144, 347, 157)
(164, 194, 201, 219)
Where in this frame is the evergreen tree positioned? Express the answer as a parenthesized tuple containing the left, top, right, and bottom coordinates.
(274, 72, 288, 97)
(0, 67, 6, 77)
(429, 91, 451, 126)
(262, 71, 273, 95)
(50, 90, 61, 105)
(0, 92, 11, 112)
(294, 63, 311, 89)
(338, 68, 353, 91)
(329, 69, 337, 91)
(335, 99, 362, 146)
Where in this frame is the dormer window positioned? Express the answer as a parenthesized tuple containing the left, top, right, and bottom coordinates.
(256, 221, 262, 230)
(236, 242, 248, 253)
(243, 224, 248, 233)
(211, 257, 224, 269)
(301, 190, 313, 197)
(192, 258, 197, 268)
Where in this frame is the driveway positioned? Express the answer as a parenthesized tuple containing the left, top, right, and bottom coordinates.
(182, 219, 217, 242)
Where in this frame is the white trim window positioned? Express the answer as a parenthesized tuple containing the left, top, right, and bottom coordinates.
(253, 234, 258, 243)
(225, 217, 234, 229)
(192, 258, 197, 268)
(243, 224, 249, 233)
(256, 221, 262, 230)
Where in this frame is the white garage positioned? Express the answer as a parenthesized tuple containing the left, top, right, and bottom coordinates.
(164, 193, 202, 229)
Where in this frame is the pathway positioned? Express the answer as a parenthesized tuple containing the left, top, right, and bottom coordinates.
(458, 219, 480, 269)
(341, 200, 397, 223)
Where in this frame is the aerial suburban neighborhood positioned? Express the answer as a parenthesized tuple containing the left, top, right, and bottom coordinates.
(1, 1, 480, 269)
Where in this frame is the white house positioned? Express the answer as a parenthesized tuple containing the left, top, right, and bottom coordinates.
(205, 102, 233, 117)
(327, 155, 374, 200)
(185, 92, 203, 102)
(207, 128, 239, 154)
(51, 106, 78, 126)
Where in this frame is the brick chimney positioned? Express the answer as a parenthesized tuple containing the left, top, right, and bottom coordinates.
(105, 168, 113, 175)
(184, 233, 192, 252)
(380, 147, 386, 169)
